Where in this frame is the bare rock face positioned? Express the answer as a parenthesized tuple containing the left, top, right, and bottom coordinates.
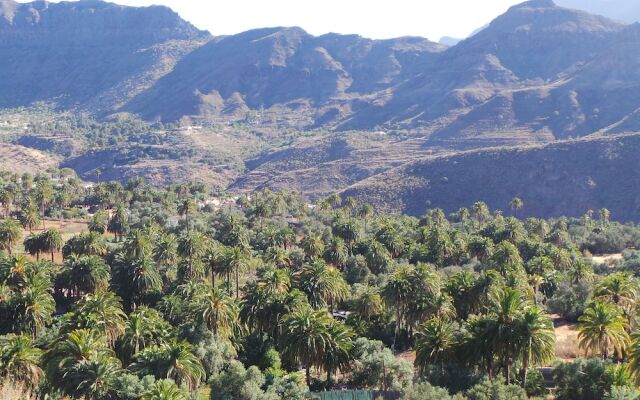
(0, 0, 209, 112)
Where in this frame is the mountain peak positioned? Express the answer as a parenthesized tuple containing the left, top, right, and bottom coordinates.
(512, 0, 556, 9)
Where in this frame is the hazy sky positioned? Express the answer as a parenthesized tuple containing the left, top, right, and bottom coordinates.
(16, 0, 528, 40)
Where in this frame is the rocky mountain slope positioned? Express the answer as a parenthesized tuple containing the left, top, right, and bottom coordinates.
(0, 0, 208, 113)
(342, 133, 640, 220)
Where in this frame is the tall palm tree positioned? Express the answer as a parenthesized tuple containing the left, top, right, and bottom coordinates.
(0, 189, 14, 219)
(301, 233, 325, 260)
(153, 234, 178, 271)
(13, 277, 55, 337)
(111, 256, 162, 310)
(323, 320, 354, 383)
(192, 287, 238, 338)
(515, 307, 555, 388)
(350, 284, 383, 320)
(510, 197, 524, 218)
(297, 259, 349, 310)
(88, 210, 109, 234)
(223, 246, 249, 298)
(626, 332, 640, 383)
(117, 306, 172, 365)
(333, 220, 360, 256)
(123, 229, 153, 260)
(42, 329, 115, 395)
(108, 205, 129, 240)
(67, 291, 127, 344)
(0, 334, 43, 389)
(323, 237, 348, 268)
(281, 305, 334, 386)
(177, 231, 209, 280)
(578, 301, 629, 359)
(382, 264, 414, 352)
(357, 204, 374, 233)
(0, 220, 22, 255)
(467, 236, 494, 264)
(34, 181, 53, 229)
(177, 198, 196, 232)
(595, 272, 638, 309)
(415, 317, 456, 374)
(41, 228, 63, 263)
(63, 354, 122, 400)
(58, 254, 110, 298)
(23, 233, 44, 261)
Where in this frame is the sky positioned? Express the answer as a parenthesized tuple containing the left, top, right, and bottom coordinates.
(15, 0, 527, 41)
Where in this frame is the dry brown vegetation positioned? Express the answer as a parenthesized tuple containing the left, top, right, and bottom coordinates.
(0, 144, 58, 174)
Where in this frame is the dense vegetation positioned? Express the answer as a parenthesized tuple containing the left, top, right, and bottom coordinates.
(1, 170, 640, 399)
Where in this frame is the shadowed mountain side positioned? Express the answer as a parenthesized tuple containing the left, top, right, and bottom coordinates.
(341, 134, 640, 221)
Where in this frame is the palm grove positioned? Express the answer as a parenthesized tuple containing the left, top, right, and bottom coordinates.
(1, 170, 640, 399)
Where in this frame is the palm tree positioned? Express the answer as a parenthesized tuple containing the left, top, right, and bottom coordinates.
(177, 231, 209, 280)
(34, 181, 53, 229)
(595, 272, 638, 309)
(0, 334, 43, 389)
(578, 301, 629, 359)
(350, 284, 383, 320)
(131, 340, 205, 391)
(297, 259, 349, 310)
(58, 254, 110, 298)
(192, 287, 238, 338)
(626, 332, 640, 383)
(222, 246, 249, 298)
(42, 329, 116, 396)
(23, 233, 44, 261)
(281, 305, 334, 386)
(467, 236, 494, 264)
(18, 207, 39, 234)
(333, 220, 360, 256)
(67, 291, 127, 343)
(123, 229, 153, 260)
(510, 197, 524, 218)
(117, 306, 172, 365)
(13, 277, 55, 337)
(41, 228, 63, 263)
(108, 205, 129, 240)
(357, 204, 374, 233)
(382, 264, 414, 352)
(177, 198, 196, 231)
(323, 320, 354, 383)
(141, 379, 190, 400)
(323, 237, 348, 268)
(491, 241, 522, 272)
(415, 317, 456, 374)
(63, 355, 122, 400)
(0, 189, 14, 219)
(0, 220, 22, 255)
(88, 210, 108, 234)
(153, 233, 178, 271)
(111, 256, 162, 310)
(515, 307, 555, 388)
(301, 233, 325, 260)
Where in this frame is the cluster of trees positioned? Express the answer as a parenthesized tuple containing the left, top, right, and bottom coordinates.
(1, 170, 640, 399)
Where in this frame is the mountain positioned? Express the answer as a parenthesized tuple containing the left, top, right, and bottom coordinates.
(0, 0, 209, 113)
(341, 133, 640, 220)
(123, 28, 446, 123)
